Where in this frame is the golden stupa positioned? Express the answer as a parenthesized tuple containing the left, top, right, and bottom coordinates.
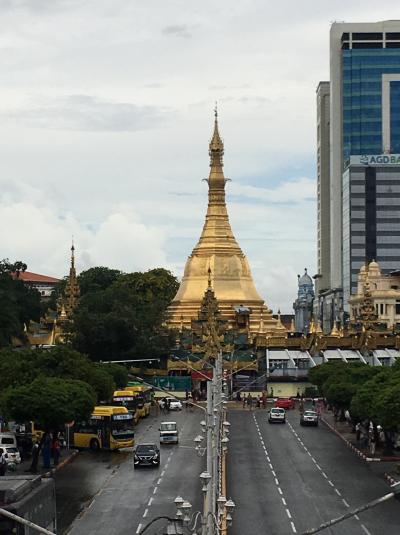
(167, 111, 285, 335)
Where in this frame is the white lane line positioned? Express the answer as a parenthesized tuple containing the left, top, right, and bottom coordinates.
(157, 478, 162, 485)
(315, 464, 321, 470)
(328, 480, 335, 487)
(282, 497, 287, 506)
(277, 487, 283, 495)
(148, 497, 153, 506)
(153, 487, 158, 494)
(322, 472, 328, 479)
(291, 521, 297, 533)
(271, 470, 276, 477)
(143, 509, 148, 518)
(355, 515, 360, 520)
(361, 524, 372, 535)
(161, 470, 165, 477)
(334, 488, 342, 496)
(342, 498, 350, 508)
(269, 463, 273, 469)
(136, 524, 142, 534)
(286, 509, 292, 519)
(274, 478, 279, 486)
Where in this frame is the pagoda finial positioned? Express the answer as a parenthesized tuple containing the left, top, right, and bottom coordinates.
(209, 106, 224, 167)
(71, 237, 75, 269)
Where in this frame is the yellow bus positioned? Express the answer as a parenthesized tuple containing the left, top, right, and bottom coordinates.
(72, 406, 135, 451)
(112, 390, 140, 424)
(127, 385, 152, 418)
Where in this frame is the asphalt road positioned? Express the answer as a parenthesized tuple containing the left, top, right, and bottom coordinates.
(56, 408, 205, 535)
(227, 408, 400, 535)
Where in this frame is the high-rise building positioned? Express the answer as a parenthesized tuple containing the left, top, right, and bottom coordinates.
(317, 21, 400, 330)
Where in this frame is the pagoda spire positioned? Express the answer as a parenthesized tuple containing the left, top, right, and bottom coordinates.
(62, 240, 80, 318)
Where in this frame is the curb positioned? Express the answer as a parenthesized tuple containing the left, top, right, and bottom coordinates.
(384, 472, 399, 486)
(321, 417, 381, 463)
(42, 450, 79, 478)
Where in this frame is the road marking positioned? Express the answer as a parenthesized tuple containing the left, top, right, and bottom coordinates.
(271, 470, 276, 477)
(153, 487, 158, 494)
(143, 509, 148, 518)
(136, 524, 142, 534)
(286, 508, 292, 519)
(161, 470, 165, 477)
(322, 472, 328, 479)
(282, 497, 287, 506)
(277, 487, 283, 495)
(291, 521, 297, 533)
(157, 478, 162, 485)
(342, 498, 350, 508)
(315, 464, 321, 470)
(328, 480, 335, 487)
(334, 488, 341, 496)
(274, 478, 279, 485)
(361, 524, 372, 535)
(355, 515, 360, 520)
(148, 497, 153, 506)
(269, 463, 273, 469)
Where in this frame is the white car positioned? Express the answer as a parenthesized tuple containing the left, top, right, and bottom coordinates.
(3, 446, 21, 464)
(268, 407, 286, 424)
(158, 398, 183, 411)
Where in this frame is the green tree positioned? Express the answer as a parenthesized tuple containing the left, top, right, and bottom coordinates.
(2, 377, 96, 431)
(0, 346, 121, 402)
(78, 267, 121, 295)
(0, 259, 41, 347)
(72, 268, 178, 362)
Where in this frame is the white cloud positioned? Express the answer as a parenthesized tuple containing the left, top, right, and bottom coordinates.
(2, 0, 400, 311)
(0, 198, 169, 277)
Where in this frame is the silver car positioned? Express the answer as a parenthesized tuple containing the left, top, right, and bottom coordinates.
(300, 410, 319, 427)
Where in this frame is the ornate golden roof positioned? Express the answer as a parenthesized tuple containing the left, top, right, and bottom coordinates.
(167, 111, 284, 335)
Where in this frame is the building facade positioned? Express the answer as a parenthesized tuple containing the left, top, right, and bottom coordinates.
(293, 269, 315, 334)
(349, 260, 400, 329)
(317, 21, 400, 330)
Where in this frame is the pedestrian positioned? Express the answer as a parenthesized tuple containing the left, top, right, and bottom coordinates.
(344, 409, 351, 425)
(242, 395, 246, 409)
(247, 393, 252, 410)
(236, 391, 241, 403)
(370, 435, 376, 457)
(53, 436, 61, 467)
(316, 404, 322, 420)
(28, 441, 40, 473)
(355, 422, 361, 442)
(42, 433, 52, 470)
(0, 448, 7, 476)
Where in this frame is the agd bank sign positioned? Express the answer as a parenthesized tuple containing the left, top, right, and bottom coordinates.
(350, 154, 400, 166)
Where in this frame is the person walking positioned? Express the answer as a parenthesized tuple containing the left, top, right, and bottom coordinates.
(355, 422, 361, 442)
(53, 436, 61, 467)
(370, 434, 376, 457)
(247, 393, 252, 410)
(0, 448, 7, 476)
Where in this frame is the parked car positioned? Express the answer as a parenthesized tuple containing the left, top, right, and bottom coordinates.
(159, 422, 179, 444)
(268, 407, 286, 424)
(300, 410, 319, 427)
(134, 444, 160, 468)
(3, 447, 21, 465)
(275, 398, 295, 410)
(0, 432, 17, 449)
(158, 398, 183, 411)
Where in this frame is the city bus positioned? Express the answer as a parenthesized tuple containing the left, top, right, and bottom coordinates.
(112, 389, 140, 424)
(127, 384, 153, 418)
(72, 406, 134, 451)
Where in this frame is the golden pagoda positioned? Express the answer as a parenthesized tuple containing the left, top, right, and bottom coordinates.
(60, 241, 80, 318)
(167, 110, 285, 335)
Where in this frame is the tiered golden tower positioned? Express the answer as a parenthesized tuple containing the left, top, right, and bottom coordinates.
(167, 111, 285, 335)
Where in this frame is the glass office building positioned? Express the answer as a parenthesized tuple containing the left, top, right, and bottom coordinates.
(316, 22, 400, 330)
(342, 46, 400, 161)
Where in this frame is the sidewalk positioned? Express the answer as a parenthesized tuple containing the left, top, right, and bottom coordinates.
(9, 448, 79, 479)
(321, 409, 400, 486)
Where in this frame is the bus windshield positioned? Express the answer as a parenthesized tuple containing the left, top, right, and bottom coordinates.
(111, 414, 134, 440)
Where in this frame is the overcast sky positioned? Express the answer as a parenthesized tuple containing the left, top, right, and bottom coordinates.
(2, 0, 400, 313)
